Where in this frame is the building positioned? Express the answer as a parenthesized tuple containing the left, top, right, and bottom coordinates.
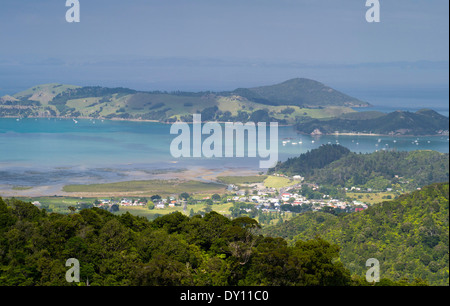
(293, 175, 304, 181)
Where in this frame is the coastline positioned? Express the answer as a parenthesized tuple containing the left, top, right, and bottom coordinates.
(0, 166, 261, 198)
(2, 115, 448, 136)
(1, 115, 296, 127)
(297, 131, 450, 137)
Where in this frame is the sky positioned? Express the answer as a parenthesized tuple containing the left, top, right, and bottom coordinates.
(0, 0, 448, 108)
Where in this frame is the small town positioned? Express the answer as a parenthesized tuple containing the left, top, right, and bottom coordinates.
(42, 174, 370, 221)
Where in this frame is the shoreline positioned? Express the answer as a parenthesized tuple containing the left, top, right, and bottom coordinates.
(298, 131, 450, 137)
(2, 115, 447, 137)
(3, 115, 295, 126)
(0, 167, 261, 198)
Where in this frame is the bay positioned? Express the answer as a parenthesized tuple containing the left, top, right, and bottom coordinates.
(0, 118, 448, 188)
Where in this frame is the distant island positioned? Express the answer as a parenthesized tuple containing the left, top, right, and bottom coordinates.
(1, 78, 448, 136)
(0, 78, 368, 124)
(296, 109, 449, 136)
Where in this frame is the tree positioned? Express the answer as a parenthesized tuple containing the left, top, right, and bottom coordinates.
(211, 194, 221, 201)
(151, 195, 162, 202)
(179, 193, 190, 201)
(109, 204, 120, 213)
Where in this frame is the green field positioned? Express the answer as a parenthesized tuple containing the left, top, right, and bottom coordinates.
(14, 195, 235, 220)
(263, 176, 296, 188)
(11, 186, 33, 191)
(216, 175, 268, 185)
(62, 179, 226, 195)
(117, 202, 235, 220)
(347, 192, 400, 205)
(15, 196, 94, 214)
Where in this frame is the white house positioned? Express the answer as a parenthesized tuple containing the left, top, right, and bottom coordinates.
(281, 193, 292, 202)
(293, 175, 304, 181)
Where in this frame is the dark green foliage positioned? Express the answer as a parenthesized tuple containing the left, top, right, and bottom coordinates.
(296, 109, 449, 136)
(0, 198, 357, 286)
(269, 144, 351, 176)
(263, 183, 449, 286)
(249, 109, 271, 123)
(200, 106, 219, 121)
(311, 150, 449, 190)
(270, 145, 449, 191)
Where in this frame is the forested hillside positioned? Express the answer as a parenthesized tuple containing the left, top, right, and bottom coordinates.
(296, 109, 449, 136)
(270, 145, 449, 191)
(0, 197, 354, 286)
(263, 183, 449, 286)
(268, 144, 351, 177)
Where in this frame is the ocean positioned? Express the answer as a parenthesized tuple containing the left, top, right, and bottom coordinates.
(0, 118, 448, 190)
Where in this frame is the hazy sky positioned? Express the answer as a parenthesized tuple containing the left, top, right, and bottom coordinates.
(0, 0, 448, 107)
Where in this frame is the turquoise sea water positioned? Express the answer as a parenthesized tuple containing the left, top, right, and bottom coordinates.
(0, 118, 449, 187)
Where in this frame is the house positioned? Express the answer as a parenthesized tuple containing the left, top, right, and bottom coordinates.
(32, 201, 41, 207)
(155, 203, 165, 209)
(293, 175, 304, 181)
(268, 198, 279, 204)
(281, 193, 292, 202)
(120, 198, 133, 206)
